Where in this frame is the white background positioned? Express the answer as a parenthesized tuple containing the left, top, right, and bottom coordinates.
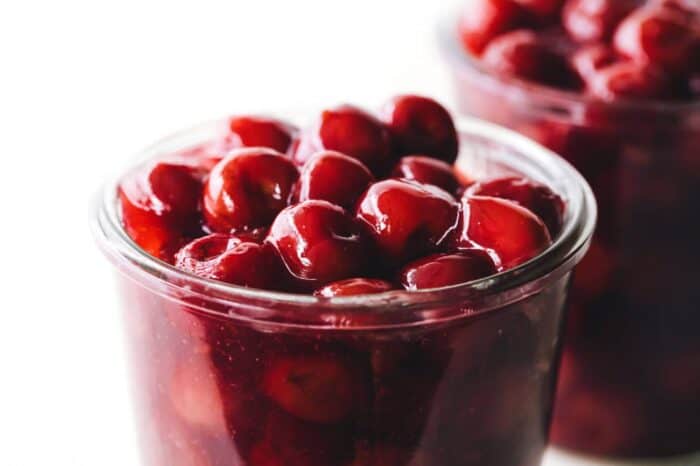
(0, 1, 693, 465)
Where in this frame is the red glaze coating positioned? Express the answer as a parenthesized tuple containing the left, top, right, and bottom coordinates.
(229, 116, 298, 154)
(399, 250, 498, 290)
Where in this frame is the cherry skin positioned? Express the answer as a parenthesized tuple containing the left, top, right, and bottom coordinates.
(174, 233, 285, 289)
(203, 148, 299, 233)
(571, 44, 618, 81)
(381, 95, 459, 163)
(262, 353, 369, 424)
(355, 179, 460, 265)
(587, 61, 672, 101)
(267, 200, 369, 287)
(229, 116, 298, 154)
(514, 0, 564, 20)
(468, 176, 565, 236)
(563, 0, 640, 43)
(293, 105, 394, 175)
(118, 161, 204, 262)
(314, 278, 394, 297)
(613, 5, 699, 73)
(458, 0, 527, 55)
(391, 155, 459, 194)
(399, 250, 498, 290)
(482, 30, 580, 89)
(453, 195, 552, 269)
(296, 151, 374, 210)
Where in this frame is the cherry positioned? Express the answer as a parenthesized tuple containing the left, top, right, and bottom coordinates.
(614, 5, 699, 74)
(571, 44, 618, 81)
(468, 176, 565, 236)
(482, 30, 580, 89)
(314, 278, 394, 297)
(355, 179, 460, 265)
(390, 155, 459, 194)
(267, 200, 369, 287)
(118, 161, 204, 262)
(169, 356, 227, 433)
(296, 151, 374, 210)
(587, 61, 672, 101)
(399, 250, 497, 290)
(262, 353, 369, 424)
(293, 105, 394, 175)
(174, 233, 285, 289)
(203, 148, 299, 233)
(453, 195, 552, 269)
(381, 95, 459, 163)
(563, 0, 640, 43)
(458, 0, 527, 55)
(229, 116, 298, 154)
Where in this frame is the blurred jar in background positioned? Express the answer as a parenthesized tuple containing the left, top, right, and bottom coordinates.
(440, 0, 700, 459)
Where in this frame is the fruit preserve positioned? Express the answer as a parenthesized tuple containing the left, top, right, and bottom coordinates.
(93, 101, 594, 466)
(441, 0, 700, 459)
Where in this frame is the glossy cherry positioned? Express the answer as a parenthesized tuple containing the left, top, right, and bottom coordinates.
(563, 0, 640, 43)
(118, 161, 204, 262)
(399, 250, 498, 290)
(571, 44, 618, 81)
(614, 5, 699, 73)
(296, 151, 374, 210)
(587, 61, 671, 101)
(229, 116, 298, 154)
(468, 176, 565, 236)
(294, 105, 394, 175)
(382, 95, 459, 163)
(203, 148, 299, 233)
(454, 195, 552, 269)
(356, 179, 460, 265)
(391, 155, 459, 193)
(482, 30, 580, 89)
(267, 200, 369, 287)
(262, 353, 369, 424)
(174, 233, 284, 289)
(458, 0, 527, 54)
(314, 278, 394, 297)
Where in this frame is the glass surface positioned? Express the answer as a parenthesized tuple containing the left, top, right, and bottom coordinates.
(440, 18, 700, 459)
(93, 117, 595, 466)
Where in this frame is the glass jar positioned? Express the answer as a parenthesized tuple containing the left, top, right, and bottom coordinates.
(92, 117, 595, 466)
(440, 19, 700, 460)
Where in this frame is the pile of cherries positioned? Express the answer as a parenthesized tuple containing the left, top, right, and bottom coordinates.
(119, 95, 564, 296)
(459, 0, 700, 101)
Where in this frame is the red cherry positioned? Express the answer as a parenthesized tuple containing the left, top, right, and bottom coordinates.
(482, 30, 580, 89)
(174, 233, 285, 289)
(587, 61, 672, 101)
(229, 116, 298, 154)
(571, 44, 619, 81)
(294, 105, 394, 175)
(563, 0, 640, 43)
(118, 161, 204, 262)
(296, 151, 374, 210)
(614, 5, 699, 73)
(399, 250, 497, 290)
(381, 95, 459, 163)
(458, 0, 527, 55)
(391, 155, 459, 194)
(314, 278, 394, 297)
(468, 176, 565, 236)
(203, 148, 299, 233)
(454, 195, 552, 269)
(267, 200, 369, 287)
(262, 354, 369, 424)
(355, 179, 460, 265)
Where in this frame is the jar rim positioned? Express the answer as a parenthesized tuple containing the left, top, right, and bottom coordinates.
(437, 14, 700, 117)
(91, 116, 596, 329)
